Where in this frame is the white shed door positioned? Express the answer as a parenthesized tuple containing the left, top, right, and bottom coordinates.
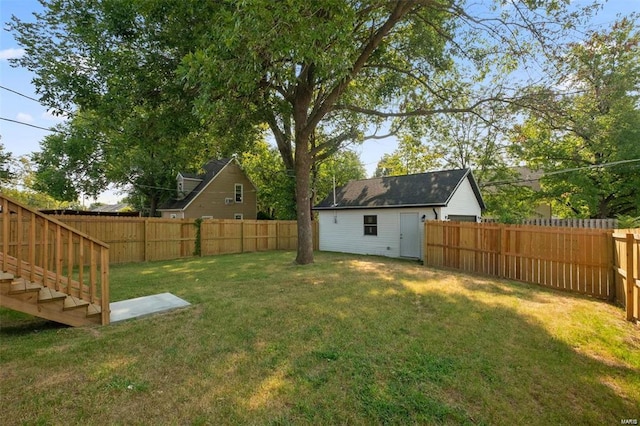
(400, 213, 420, 258)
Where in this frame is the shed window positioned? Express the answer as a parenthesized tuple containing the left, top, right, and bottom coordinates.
(364, 215, 377, 236)
(235, 183, 243, 203)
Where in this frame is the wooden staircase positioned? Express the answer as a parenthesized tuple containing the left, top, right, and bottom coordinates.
(0, 195, 110, 326)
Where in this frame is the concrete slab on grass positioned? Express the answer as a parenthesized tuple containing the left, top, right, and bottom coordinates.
(110, 292, 190, 323)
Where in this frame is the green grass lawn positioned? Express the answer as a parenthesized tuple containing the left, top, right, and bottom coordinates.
(1, 251, 638, 425)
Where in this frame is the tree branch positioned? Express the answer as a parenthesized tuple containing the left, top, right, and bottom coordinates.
(305, 1, 416, 132)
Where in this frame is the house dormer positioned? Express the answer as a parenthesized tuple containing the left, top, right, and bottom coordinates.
(176, 173, 203, 200)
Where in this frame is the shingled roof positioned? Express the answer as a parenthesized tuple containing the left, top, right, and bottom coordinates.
(314, 168, 485, 210)
(159, 158, 232, 211)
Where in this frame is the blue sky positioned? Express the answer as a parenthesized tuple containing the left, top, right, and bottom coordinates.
(1, 0, 639, 203)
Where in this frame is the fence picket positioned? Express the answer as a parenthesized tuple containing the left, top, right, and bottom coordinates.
(51, 216, 318, 264)
(425, 221, 639, 322)
(425, 221, 614, 300)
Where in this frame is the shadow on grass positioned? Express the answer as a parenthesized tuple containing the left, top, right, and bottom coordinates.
(0, 316, 68, 336)
(1, 252, 637, 424)
(273, 267, 638, 424)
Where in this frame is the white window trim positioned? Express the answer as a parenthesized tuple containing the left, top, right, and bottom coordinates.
(235, 183, 243, 203)
(234, 213, 243, 220)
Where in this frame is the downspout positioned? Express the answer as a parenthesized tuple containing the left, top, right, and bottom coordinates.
(432, 208, 438, 220)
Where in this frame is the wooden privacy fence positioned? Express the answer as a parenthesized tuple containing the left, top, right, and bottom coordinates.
(482, 218, 618, 229)
(613, 230, 640, 322)
(54, 216, 318, 264)
(425, 221, 615, 300)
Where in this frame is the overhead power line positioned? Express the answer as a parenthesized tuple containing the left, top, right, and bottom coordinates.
(482, 158, 640, 187)
(0, 116, 61, 133)
(0, 84, 75, 116)
(0, 84, 41, 103)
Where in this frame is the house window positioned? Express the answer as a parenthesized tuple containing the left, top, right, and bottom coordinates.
(234, 213, 243, 220)
(235, 183, 243, 203)
(170, 214, 177, 219)
(364, 215, 377, 236)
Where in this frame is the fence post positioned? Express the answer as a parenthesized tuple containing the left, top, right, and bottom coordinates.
(499, 226, 506, 278)
(241, 220, 245, 253)
(608, 232, 616, 303)
(144, 219, 149, 262)
(625, 233, 634, 321)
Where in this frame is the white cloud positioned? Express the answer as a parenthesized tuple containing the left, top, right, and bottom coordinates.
(16, 112, 34, 123)
(42, 109, 68, 122)
(0, 48, 25, 60)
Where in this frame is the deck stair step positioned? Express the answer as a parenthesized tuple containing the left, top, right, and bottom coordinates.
(86, 304, 102, 317)
(0, 272, 14, 283)
(9, 279, 42, 294)
(39, 287, 68, 303)
(63, 295, 90, 311)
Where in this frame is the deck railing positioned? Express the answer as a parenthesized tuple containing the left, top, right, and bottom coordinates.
(0, 194, 110, 325)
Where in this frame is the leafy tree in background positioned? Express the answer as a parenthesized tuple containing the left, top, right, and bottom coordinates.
(372, 109, 539, 222)
(10, 0, 597, 261)
(30, 112, 108, 201)
(312, 150, 366, 208)
(181, 0, 589, 263)
(240, 141, 297, 220)
(0, 141, 16, 187)
(512, 18, 640, 218)
(9, 0, 248, 215)
(0, 151, 78, 209)
(373, 135, 441, 177)
(241, 140, 365, 220)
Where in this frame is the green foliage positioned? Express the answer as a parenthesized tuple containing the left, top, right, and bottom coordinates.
(511, 18, 640, 218)
(193, 218, 203, 256)
(0, 153, 77, 209)
(616, 215, 640, 229)
(11, 0, 596, 261)
(9, 0, 238, 214)
(0, 142, 15, 186)
(240, 141, 365, 219)
(374, 135, 441, 177)
(240, 141, 297, 220)
(31, 113, 108, 201)
(482, 185, 540, 224)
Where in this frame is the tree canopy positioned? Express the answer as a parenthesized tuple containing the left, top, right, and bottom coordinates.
(11, 0, 599, 261)
(180, 0, 590, 263)
(9, 0, 247, 215)
(512, 17, 640, 218)
(241, 140, 365, 220)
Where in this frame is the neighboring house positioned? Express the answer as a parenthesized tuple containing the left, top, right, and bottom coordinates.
(482, 167, 552, 219)
(90, 203, 132, 213)
(313, 168, 485, 260)
(511, 167, 552, 219)
(158, 158, 257, 219)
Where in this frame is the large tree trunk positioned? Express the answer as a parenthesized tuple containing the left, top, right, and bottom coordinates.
(148, 194, 159, 217)
(294, 136, 314, 265)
